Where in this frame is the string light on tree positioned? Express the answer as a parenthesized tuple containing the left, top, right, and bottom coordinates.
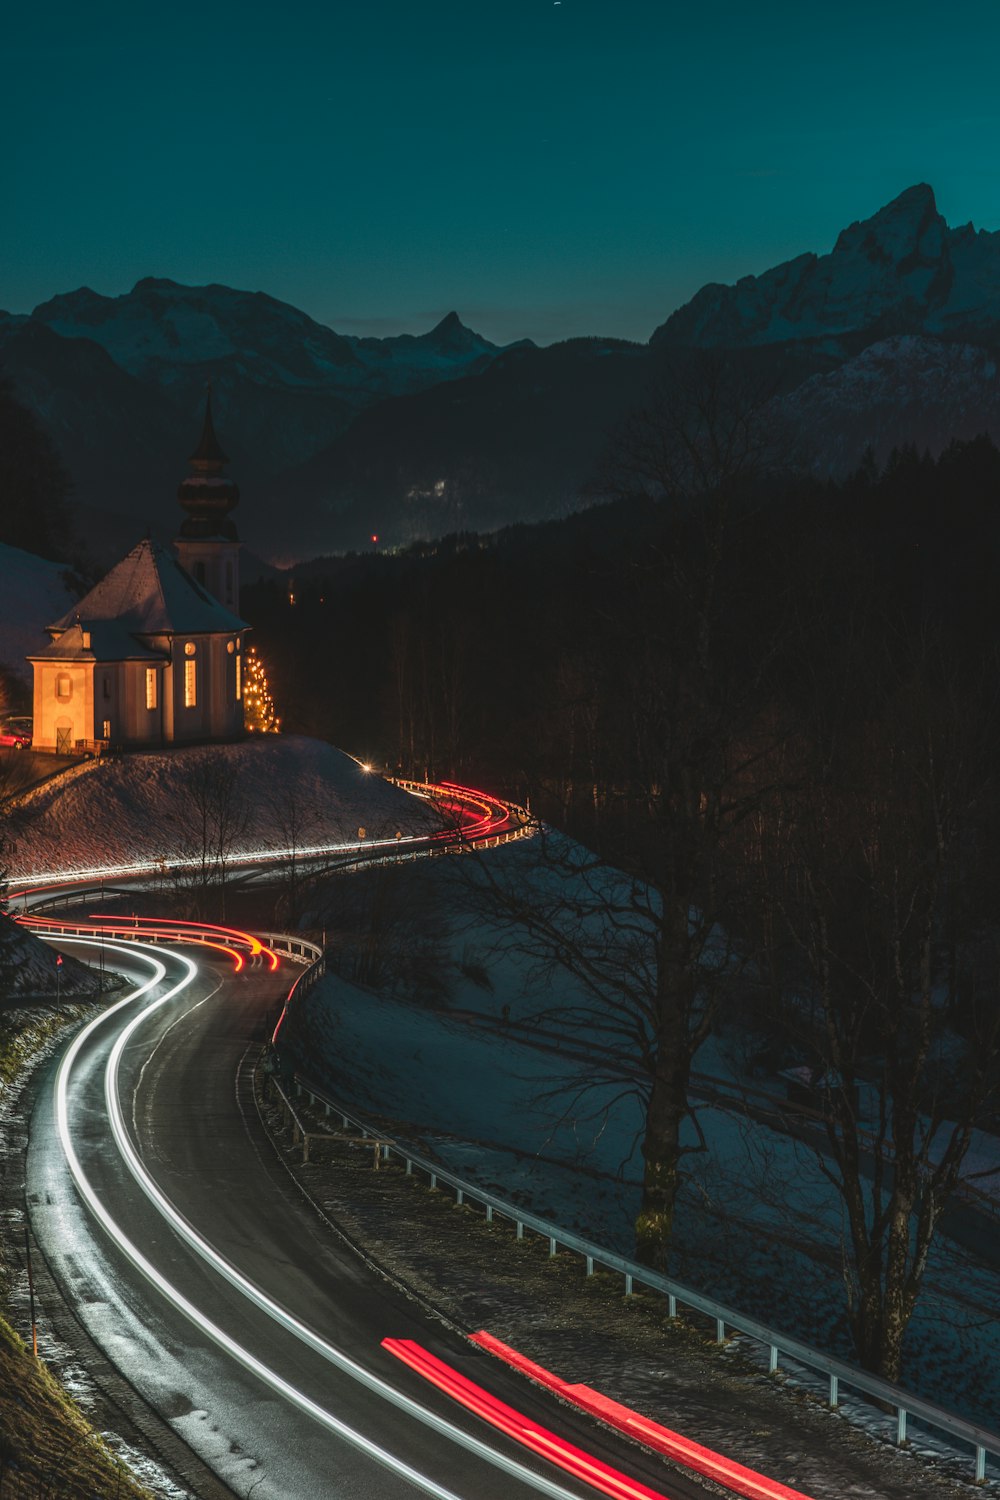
(243, 645, 280, 734)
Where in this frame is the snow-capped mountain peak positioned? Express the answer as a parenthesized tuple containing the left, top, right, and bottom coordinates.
(652, 184, 1000, 350)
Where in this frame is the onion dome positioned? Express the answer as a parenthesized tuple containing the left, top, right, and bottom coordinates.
(177, 389, 240, 540)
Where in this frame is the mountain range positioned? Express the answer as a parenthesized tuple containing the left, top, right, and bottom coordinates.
(5, 184, 1000, 563)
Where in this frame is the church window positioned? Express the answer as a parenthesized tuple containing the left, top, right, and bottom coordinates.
(235, 651, 242, 701)
(146, 668, 157, 710)
(184, 641, 196, 656)
(56, 673, 72, 701)
(185, 659, 197, 708)
(102, 720, 111, 741)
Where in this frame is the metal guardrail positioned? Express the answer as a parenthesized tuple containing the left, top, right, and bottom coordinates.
(275, 959, 1000, 1485)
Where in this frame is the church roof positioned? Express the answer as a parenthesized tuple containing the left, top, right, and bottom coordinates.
(28, 621, 166, 663)
(48, 538, 248, 638)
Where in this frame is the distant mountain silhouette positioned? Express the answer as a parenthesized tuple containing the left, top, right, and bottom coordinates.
(8, 188, 1000, 562)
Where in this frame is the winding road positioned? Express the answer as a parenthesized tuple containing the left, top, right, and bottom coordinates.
(22, 883, 715, 1497)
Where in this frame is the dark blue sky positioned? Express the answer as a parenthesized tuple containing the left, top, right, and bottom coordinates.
(7, 0, 1000, 344)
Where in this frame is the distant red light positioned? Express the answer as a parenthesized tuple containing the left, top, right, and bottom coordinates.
(371, 534, 379, 544)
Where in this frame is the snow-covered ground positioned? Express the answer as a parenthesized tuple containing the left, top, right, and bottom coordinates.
(2, 917, 97, 1002)
(9, 742, 999, 1490)
(7, 735, 438, 883)
(278, 849, 1000, 1455)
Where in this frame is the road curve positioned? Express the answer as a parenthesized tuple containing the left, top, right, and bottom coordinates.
(28, 935, 711, 1500)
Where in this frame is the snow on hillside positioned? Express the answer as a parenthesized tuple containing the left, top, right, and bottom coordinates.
(7, 736, 438, 883)
(0, 543, 78, 683)
(2, 915, 97, 1002)
(278, 844, 1000, 1455)
(779, 335, 1000, 473)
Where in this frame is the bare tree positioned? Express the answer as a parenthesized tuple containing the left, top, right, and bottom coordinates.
(468, 356, 802, 1271)
(179, 753, 251, 920)
(759, 644, 1000, 1382)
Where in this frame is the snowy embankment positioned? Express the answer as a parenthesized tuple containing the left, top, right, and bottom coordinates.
(2, 918, 97, 1003)
(278, 846, 1000, 1463)
(7, 736, 438, 883)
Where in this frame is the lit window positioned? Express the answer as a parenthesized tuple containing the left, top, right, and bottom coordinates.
(146, 668, 157, 710)
(102, 720, 111, 740)
(227, 640, 235, 654)
(56, 673, 72, 700)
(185, 659, 197, 708)
(235, 652, 242, 701)
(185, 641, 196, 657)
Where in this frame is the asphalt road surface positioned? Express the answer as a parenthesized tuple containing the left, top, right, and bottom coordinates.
(28, 939, 714, 1500)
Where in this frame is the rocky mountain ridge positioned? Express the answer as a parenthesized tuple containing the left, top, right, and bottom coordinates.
(5, 186, 1000, 561)
(654, 184, 1000, 351)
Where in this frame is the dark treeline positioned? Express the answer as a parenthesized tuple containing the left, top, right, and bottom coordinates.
(246, 435, 1000, 812)
(246, 434, 1000, 1385)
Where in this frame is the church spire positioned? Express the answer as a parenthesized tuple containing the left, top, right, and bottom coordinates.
(177, 388, 240, 541)
(189, 385, 229, 471)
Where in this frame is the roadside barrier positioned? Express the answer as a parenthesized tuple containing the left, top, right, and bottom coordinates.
(281, 1022, 1000, 1485)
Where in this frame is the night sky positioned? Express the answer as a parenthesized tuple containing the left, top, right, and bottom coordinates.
(7, 0, 1000, 345)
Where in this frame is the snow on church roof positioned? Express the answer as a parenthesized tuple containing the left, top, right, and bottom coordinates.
(48, 538, 247, 638)
(28, 620, 166, 663)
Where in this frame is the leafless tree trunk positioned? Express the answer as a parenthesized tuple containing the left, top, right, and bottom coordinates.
(759, 647, 1000, 1382)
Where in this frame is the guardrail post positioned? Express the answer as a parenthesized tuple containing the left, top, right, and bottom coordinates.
(516, 1220, 524, 1240)
(769, 1346, 779, 1374)
(485, 1205, 493, 1224)
(716, 1318, 726, 1343)
(976, 1445, 986, 1483)
(668, 1294, 677, 1319)
(406, 1159, 413, 1176)
(456, 1188, 464, 1206)
(829, 1374, 839, 1408)
(430, 1173, 437, 1190)
(586, 1255, 594, 1277)
(549, 1237, 557, 1257)
(896, 1407, 907, 1446)
(625, 1274, 633, 1296)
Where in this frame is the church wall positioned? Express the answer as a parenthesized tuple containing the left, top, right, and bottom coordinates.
(120, 662, 165, 747)
(31, 662, 95, 753)
(175, 538, 240, 613)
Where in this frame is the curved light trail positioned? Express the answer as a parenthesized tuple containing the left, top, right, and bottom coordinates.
(48, 933, 623, 1500)
(12, 778, 528, 892)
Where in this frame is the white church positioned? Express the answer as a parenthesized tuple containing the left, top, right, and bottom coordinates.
(29, 399, 249, 754)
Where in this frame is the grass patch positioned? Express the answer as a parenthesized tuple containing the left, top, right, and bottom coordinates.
(0, 1315, 150, 1499)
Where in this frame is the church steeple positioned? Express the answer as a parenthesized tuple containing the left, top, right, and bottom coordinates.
(175, 391, 241, 610)
(188, 387, 229, 471)
(177, 388, 240, 542)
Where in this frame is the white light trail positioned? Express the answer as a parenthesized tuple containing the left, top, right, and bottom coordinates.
(52, 937, 591, 1500)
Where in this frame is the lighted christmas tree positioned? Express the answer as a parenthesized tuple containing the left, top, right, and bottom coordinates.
(243, 645, 280, 733)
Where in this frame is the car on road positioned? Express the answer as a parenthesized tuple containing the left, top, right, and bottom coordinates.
(0, 717, 32, 749)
